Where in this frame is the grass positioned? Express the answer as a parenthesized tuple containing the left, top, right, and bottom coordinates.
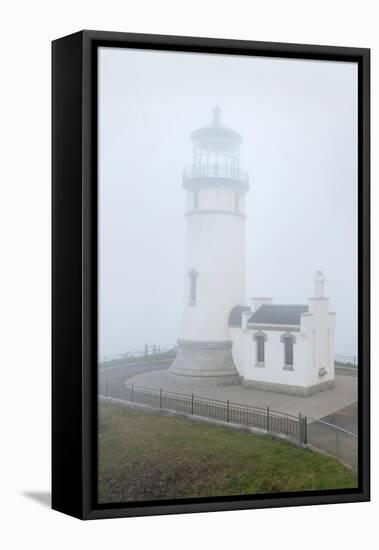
(98, 402, 357, 504)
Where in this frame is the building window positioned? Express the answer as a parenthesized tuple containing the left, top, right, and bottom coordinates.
(280, 333, 296, 370)
(188, 269, 199, 305)
(253, 331, 267, 366)
(257, 335, 265, 363)
(284, 337, 293, 366)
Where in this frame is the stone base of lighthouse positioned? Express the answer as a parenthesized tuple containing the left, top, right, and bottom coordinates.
(168, 339, 241, 386)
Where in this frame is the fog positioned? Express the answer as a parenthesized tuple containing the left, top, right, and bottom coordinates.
(99, 47, 358, 358)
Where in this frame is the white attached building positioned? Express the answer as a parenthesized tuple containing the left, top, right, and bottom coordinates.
(169, 108, 336, 395)
(229, 272, 336, 396)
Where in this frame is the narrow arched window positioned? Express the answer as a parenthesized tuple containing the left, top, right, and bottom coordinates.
(188, 269, 199, 306)
(253, 332, 267, 366)
(234, 192, 239, 212)
(193, 190, 199, 210)
(256, 335, 265, 363)
(280, 333, 296, 369)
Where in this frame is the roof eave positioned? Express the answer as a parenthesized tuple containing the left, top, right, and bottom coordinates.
(247, 323, 301, 331)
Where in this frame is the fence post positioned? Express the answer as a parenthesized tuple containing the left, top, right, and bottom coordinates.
(336, 429, 340, 461)
(267, 407, 270, 432)
(106, 378, 108, 398)
(298, 412, 302, 446)
(354, 441, 357, 472)
(191, 393, 194, 415)
(303, 416, 308, 445)
(160, 388, 162, 409)
(227, 400, 230, 423)
(131, 384, 134, 403)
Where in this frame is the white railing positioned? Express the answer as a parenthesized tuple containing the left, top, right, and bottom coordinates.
(183, 164, 249, 184)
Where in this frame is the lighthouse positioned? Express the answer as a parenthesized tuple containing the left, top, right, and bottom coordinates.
(169, 107, 249, 385)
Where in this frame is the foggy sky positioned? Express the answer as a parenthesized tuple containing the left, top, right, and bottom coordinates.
(99, 47, 358, 358)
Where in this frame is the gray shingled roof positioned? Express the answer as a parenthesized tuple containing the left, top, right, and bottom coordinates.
(248, 304, 308, 326)
(228, 305, 251, 327)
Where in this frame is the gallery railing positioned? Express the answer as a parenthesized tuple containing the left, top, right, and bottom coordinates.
(183, 164, 249, 185)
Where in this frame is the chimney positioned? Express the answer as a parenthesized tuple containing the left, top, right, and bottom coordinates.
(314, 271, 325, 298)
(250, 297, 273, 312)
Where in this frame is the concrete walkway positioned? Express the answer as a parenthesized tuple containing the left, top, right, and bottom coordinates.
(317, 403, 358, 433)
(126, 368, 358, 421)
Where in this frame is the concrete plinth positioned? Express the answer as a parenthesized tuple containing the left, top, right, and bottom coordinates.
(168, 339, 241, 386)
(242, 378, 335, 396)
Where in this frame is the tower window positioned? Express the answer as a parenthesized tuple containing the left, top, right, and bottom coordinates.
(193, 191, 199, 210)
(280, 333, 296, 369)
(188, 269, 199, 305)
(253, 332, 267, 366)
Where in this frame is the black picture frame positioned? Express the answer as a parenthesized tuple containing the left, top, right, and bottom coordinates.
(52, 30, 370, 520)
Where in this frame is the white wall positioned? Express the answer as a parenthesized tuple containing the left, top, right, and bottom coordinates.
(181, 188, 246, 341)
(1, 1, 377, 550)
(239, 328, 309, 387)
(230, 326, 246, 376)
(301, 300, 336, 386)
(231, 293, 336, 389)
(199, 188, 236, 211)
(232, 323, 335, 389)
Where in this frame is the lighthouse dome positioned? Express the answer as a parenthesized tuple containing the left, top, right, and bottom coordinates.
(190, 106, 242, 152)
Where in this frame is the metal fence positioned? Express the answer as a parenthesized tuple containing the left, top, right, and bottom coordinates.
(99, 345, 177, 367)
(99, 381, 304, 444)
(334, 354, 358, 369)
(99, 381, 358, 470)
(306, 417, 358, 471)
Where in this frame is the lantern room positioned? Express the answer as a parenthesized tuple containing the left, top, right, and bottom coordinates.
(183, 107, 249, 191)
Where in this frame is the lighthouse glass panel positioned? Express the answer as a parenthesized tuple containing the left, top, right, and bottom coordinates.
(98, 45, 359, 505)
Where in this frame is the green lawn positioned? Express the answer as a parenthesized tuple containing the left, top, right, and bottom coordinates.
(98, 402, 357, 503)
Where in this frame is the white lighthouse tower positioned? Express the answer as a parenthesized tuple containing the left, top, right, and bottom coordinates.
(169, 107, 249, 385)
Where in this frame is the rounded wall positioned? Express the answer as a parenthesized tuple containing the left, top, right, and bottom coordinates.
(168, 339, 241, 385)
(181, 206, 246, 342)
(186, 188, 245, 213)
(199, 188, 236, 211)
(230, 327, 245, 377)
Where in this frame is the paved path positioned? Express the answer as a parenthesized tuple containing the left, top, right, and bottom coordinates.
(99, 361, 357, 427)
(99, 360, 172, 394)
(306, 403, 358, 468)
(318, 403, 358, 433)
(99, 361, 358, 467)
(124, 366, 357, 422)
